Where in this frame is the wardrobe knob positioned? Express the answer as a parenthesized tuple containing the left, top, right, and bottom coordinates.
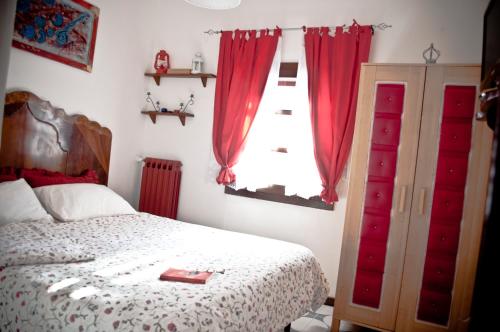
(376, 193, 381, 198)
(379, 161, 384, 166)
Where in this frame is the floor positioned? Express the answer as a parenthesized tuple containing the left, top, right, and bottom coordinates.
(291, 305, 374, 332)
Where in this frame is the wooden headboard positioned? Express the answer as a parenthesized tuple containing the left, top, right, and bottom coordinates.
(0, 91, 112, 184)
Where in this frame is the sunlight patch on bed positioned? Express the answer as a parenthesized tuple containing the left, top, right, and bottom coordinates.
(93, 256, 158, 277)
(110, 265, 166, 285)
(47, 277, 81, 293)
(69, 286, 100, 299)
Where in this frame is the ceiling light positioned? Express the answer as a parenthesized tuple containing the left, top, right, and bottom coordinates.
(184, 0, 241, 10)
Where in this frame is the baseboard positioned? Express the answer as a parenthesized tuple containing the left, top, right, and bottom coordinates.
(325, 296, 335, 307)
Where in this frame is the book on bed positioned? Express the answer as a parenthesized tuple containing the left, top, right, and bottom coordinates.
(160, 268, 213, 284)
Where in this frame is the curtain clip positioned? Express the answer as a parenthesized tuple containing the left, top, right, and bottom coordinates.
(274, 25, 282, 36)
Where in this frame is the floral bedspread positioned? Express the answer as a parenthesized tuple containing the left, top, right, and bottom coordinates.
(0, 213, 329, 332)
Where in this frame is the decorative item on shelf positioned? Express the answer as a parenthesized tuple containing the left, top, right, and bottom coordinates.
(145, 92, 161, 112)
(179, 94, 195, 113)
(191, 53, 204, 74)
(422, 43, 440, 64)
(154, 50, 170, 74)
(141, 93, 195, 125)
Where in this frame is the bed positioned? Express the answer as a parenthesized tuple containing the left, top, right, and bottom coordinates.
(0, 91, 329, 332)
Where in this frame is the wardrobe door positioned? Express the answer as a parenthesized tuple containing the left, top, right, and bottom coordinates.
(396, 65, 493, 332)
(333, 64, 425, 331)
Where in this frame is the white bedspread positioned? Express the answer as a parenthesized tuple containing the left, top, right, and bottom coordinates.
(0, 213, 329, 332)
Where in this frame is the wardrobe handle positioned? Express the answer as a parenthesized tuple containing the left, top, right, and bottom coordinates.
(398, 185, 407, 213)
(418, 188, 426, 215)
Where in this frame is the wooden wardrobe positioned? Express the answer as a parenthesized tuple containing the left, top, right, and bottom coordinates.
(332, 64, 492, 332)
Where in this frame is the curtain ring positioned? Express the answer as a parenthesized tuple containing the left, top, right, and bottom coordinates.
(302, 25, 306, 32)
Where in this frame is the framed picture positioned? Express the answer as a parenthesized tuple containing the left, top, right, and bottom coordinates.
(12, 0, 99, 72)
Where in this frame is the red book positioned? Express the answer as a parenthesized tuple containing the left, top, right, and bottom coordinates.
(159, 268, 213, 284)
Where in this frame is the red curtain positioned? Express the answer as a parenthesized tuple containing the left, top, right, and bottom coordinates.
(305, 24, 372, 203)
(212, 29, 281, 185)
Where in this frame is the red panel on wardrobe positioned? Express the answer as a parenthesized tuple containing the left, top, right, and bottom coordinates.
(374, 84, 405, 115)
(353, 84, 405, 309)
(418, 289, 453, 326)
(435, 153, 469, 188)
(422, 256, 457, 292)
(360, 213, 390, 243)
(439, 121, 472, 153)
(426, 223, 461, 257)
(431, 189, 465, 222)
(442, 86, 476, 119)
(368, 149, 398, 179)
(417, 85, 476, 325)
(352, 270, 384, 308)
(357, 241, 387, 273)
(364, 180, 395, 213)
(371, 116, 402, 147)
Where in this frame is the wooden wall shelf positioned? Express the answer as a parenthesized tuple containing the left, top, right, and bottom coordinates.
(141, 110, 194, 126)
(145, 72, 216, 87)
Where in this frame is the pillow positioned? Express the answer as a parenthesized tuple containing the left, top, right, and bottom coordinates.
(0, 178, 50, 226)
(34, 183, 136, 222)
(0, 167, 17, 183)
(20, 168, 100, 188)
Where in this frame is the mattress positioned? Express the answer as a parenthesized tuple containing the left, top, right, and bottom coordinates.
(0, 213, 329, 331)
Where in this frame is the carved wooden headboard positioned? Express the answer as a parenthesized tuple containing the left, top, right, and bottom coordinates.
(0, 91, 112, 184)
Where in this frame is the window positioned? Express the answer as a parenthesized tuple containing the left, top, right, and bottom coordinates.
(225, 49, 332, 210)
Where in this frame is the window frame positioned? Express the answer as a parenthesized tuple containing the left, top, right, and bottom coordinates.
(224, 62, 334, 211)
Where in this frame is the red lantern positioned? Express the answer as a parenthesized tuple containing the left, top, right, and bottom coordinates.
(154, 50, 170, 74)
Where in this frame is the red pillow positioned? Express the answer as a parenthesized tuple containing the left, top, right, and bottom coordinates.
(19, 168, 61, 177)
(20, 168, 100, 188)
(0, 167, 17, 183)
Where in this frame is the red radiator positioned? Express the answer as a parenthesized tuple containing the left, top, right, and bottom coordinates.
(139, 158, 182, 219)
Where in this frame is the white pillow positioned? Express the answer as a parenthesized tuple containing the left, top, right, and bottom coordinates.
(0, 178, 50, 226)
(34, 183, 136, 222)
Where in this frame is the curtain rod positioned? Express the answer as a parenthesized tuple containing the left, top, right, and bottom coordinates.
(204, 22, 392, 35)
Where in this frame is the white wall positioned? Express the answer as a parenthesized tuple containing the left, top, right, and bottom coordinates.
(0, 0, 16, 144)
(5, 0, 488, 296)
